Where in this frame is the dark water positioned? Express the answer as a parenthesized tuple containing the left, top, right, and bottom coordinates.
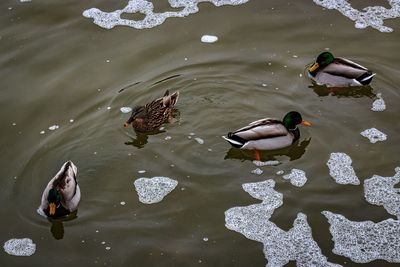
(1, 0, 399, 266)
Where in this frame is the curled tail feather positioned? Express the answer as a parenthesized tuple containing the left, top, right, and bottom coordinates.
(162, 90, 179, 107)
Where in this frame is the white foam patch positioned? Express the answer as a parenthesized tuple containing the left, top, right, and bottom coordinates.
(313, 0, 400, 32)
(364, 167, 400, 219)
(3, 238, 36, 256)
(327, 152, 360, 185)
(201, 35, 218, 43)
(134, 176, 178, 204)
(120, 107, 132, 113)
(48, 125, 59, 131)
(322, 211, 400, 263)
(251, 168, 263, 175)
(225, 180, 340, 266)
(252, 160, 280, 167)
(360, 127, 387, 143)
(83, 0, 250, 29)
(194, 137, 204, 144)
(282, 169, 308, 187)
(371, 93, 386, 111)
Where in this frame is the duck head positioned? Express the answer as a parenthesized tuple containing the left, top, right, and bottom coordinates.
(124, 106, 142, 128)
(309, 52, 335, 75)
(47, 188, 62, 216)
(283, 111, 311, 130)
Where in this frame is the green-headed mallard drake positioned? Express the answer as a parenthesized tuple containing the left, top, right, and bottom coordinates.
(39, 161, 81, 218)
(308, 51, 375, 87)
(222, 111, 311, 159)
(124, 90, 179, 132)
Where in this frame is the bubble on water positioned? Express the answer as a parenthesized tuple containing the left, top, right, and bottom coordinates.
(371, 93, 386, 111)
(194, 137, 204, 144)
(252, 160, 280, 167)
(120, 201, 126, 206)
(276, 170, 284, 175)
(3, 238, 36, 256)
(364, 167, 400, 219)
(138, 170, 146, 174)
(327, 152, 360, 185)
(120, 107, 132, 113)
(134, 176, 178, 204)
(69, 119, 74, 123)
(282, 168, 308, 187)
(165, 136, 172, 140)
(107, 106, 111, 110)
(40, 130, 45, 135)
(322, 211, 400, 263)
(251, 168, 263, 175)
(225, 180, 339, 266)
(20, 0, 32, 2)
(313, 0, 400, 32)
(201, 35, 218, 43)
(203, 237, 209, 242)
(48, 125, 59, 131)
(105, 246, 111, 250)
(83, 0, 250, 30)
(360, 128, 387, 143)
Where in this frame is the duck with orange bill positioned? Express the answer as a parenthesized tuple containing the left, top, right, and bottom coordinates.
(222, 111, 311, 160)
(39, 161, 81, 218)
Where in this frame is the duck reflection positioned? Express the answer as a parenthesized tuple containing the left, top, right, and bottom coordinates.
(309, 84, 376, 98)
(124, 128, 166, 149)
(224, 138, 311, 162)
(49, 211, 78, 240)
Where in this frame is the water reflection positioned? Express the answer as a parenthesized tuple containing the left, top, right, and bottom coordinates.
(48, 211, 78, 240)
(224, 138, 311, 162)
(309, 84, 376, 98)
(124, 129, 165, 149)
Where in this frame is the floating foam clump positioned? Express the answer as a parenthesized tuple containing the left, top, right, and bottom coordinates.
(364, 167, 400, 219)
(252, 160, 280, 167)
(3, 238, 36, 256)
(322, 211, 400, 263)
(371, 93, 386, 111)
(120, 107, 132, 113)
(327, 152, 360, 185)
(134, 176, 178, 204)
(225, 180, 340, 266)
(283, 168, 308, 187)
(201, 35, 218, 43)
(313, 0, 400, 32)
(360, 128, 387, 143)
(83, 0, 250, 29)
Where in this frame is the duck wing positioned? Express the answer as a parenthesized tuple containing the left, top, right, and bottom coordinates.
(232, 118, 288, 140)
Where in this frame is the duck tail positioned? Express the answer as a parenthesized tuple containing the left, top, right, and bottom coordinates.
(222, 133, 245, 148)
(357, 72, 376, 85)
(162, 90, 179, 107)
(52, 161, 71, 188)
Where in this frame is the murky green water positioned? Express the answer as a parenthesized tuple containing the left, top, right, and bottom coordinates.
(1, 0, 399, 266)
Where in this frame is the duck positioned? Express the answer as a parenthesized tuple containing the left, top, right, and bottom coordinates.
(308, 51, 375, 87)
(39, 161, 81, 218)
(222, 111, 311, 160)
(124, 90, 179, 132)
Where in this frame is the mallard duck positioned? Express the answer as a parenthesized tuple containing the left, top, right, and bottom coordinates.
(308, 51, 375, 87)
(124, 90, 179, 132)
(39, 161, 81, 218)
(222, 111, 311, 160)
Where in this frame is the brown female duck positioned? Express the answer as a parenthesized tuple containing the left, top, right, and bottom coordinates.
(124, 90, 179, 132)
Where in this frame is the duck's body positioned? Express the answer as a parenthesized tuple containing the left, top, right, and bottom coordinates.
(39, 161, 80, 218)
(308, 52, 375, 87)
(124, 90, 179, 132)
(223, 111, 311, 152)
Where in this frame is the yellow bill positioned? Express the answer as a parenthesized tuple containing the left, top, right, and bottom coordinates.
(301, 120, 312, 126)
(49, 203, 56, 215)
(309, 62, 319, 72)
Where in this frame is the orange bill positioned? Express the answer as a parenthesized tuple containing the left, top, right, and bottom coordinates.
(124, 122, 129, 128)
(49, 203, 56, 215)
(301, 120, 312, 126)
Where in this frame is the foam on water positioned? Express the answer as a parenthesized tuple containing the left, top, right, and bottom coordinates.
(364, 167, 400, 219)
(322, 211, 400, 263)
(194, 137, 204, 144)
(360, 127, 387, 143)
(371, 93, 386, 111)
(201, 35, 218, 43)
(3, 238, 36, 256)
(251, 168, 263, 175)
(313, 0, 400, 32)
(120, 107, 132, 113)
(282, 169, 308, 187)
(83, 0, 250, 29)
(327, 152, 360, 185)
(225, 180, 340, 266)
(253, 160, 280, 167)
(134, 176, 178, 204)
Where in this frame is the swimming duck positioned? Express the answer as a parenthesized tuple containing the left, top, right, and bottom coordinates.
(124, 90, 179, 132)
(39, 161, 81, 218)
(308, 51, 375, 87)
(222, 111, 311, 160)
